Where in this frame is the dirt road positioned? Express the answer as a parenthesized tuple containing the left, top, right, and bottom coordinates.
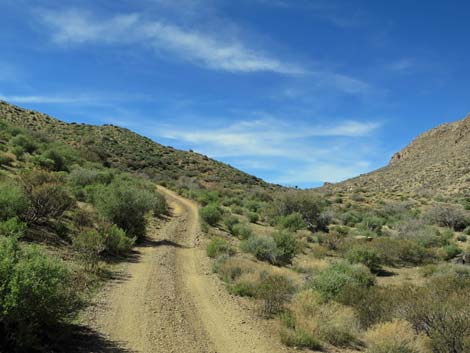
(80, 186, 291, 353)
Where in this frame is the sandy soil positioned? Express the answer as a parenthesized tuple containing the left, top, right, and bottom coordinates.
(78, 186, 292, 353)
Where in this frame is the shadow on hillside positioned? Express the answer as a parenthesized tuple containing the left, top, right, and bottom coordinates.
(55, 325, 135, 353)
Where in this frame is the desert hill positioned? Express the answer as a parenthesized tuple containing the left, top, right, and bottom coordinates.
(0, 101, 274, 193)
(322, 114, 470, 200)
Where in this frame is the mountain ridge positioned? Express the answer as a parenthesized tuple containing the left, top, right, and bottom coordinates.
(0, 101, 278, 194)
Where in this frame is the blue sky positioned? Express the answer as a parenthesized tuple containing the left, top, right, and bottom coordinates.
(1, 0, 470, 188)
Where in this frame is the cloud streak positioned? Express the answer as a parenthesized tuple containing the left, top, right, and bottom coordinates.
(153, 117, 382, 185)
(37, 9, 303, 74)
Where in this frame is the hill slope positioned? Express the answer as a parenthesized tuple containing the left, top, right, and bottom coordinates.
(322, 114, 470, 199)
(0, 101, 274, 192)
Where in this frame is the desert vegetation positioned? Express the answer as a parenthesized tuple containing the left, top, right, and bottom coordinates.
(0, 118, 168, 351)
(3, 103, 470, 353)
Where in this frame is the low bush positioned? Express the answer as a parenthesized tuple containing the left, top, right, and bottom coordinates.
(241, 235, 278, 263)
(0, 217, 27, 237)
(309, 260, 375, 301)
(280, 328, 323, 350)
(0, 237, 78, 352)
(231, 223, 252, 239)
(206, 238, 234, 258)
(256, 274, 294, 317)
(11, 134, 37, 154)
(200, 203, 222, 226)
(102, 224, 135, 256)
(426, 204, 469, 231)
(94, 179, 158, 239)
(370, 238, 435, 266)
(0, 152, 15, 166)
(0, 181, 29, 221)
(247, 211, 259, 224)
(284, 290, 360, 347)
(394, 277, 470, 353)
(153, 192, 168, 217)
(23, 183, 74, 225)
(223, 215, 239, 234)
(440, 243, 462, 260)
(363, 319, 427, 353)
(346, 245, 383, 273)
(273, 231, 298, 266)
(73, 230, 105, 270)
(278, 212, 306, 231)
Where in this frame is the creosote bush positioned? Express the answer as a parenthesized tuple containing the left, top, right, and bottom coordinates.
(94, 179, 161, 239)
(363, 319, 428, 353)
(309, 260, 375, 301)
(206, 237, 234, 258)
(0, 237, 79, 352)
(283, 290, 360, 348)
(256, 274, 294, 317)
(200, 203, 222, 226)
(346, 245, 383, 273)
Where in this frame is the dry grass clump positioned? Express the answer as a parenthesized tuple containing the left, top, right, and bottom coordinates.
(282, 289, 360, 348)
(363, 319, 429, 353)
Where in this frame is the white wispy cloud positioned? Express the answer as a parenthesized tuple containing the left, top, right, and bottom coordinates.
(0, 94, 90, 104)
(153, 117, 382, 185)
(37, 9, 303, 74)
(388, 58, 414, 72)
(157, 118, 379, 158)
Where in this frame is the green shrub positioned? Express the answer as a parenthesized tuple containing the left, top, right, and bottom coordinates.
(0, 237, 78, 351)
(273, 191, 328, 231)
(364, 319, 427, 353)
(223, 215, 239, 234)
(73, 230, 105, 270)
(11, 134, 37, 154)
(0, 152, 14, 166)
(285, 290, 360, 348)
(310, 260, 375, 300)
(68, 168, 114, 187)
(229, 281, 257, 297)
(102, 224, 135, 256)
(273, 231, 298, 265)
(440, 243, 462, 260)
(206, 238, 234, 258)
(256, 274, 294, 317)
(457, 234, 467, 242)
(23, 183, 74, 225)
(394, 277, 470, 353)
(241, 235, 278, 263)
(153, 192, 168, 217)
(371, 238, 435, 266)
(0, 181, 29, 221)
(231, 223, 253, 239)
(280, 328, 323, 350)
(346, 245, 383, 273)
(94, 180, 157, 239)
(464, 226, 470, 235)
(0, 217, 27, 237)
(278, 212, 307, 231)
(358, 215, 386, 235)
(200, 203, 222, 226)
(247, 211, 259, 224)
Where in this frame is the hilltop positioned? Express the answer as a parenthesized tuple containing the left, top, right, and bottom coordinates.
(321, 114, 470, 201)
(0, 101, 275, 193)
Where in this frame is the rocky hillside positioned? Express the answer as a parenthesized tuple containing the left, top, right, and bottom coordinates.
(0, 101, 275, 193)
(322, 114, 470, 200)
